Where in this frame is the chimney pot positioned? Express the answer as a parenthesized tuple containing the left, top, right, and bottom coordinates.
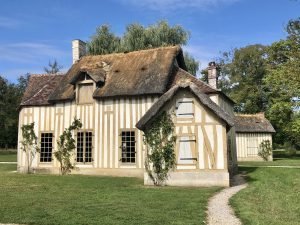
(72, 39, 86, 64)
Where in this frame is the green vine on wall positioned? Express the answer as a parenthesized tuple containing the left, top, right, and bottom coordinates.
(54, 118, 82, 175)
(21, 122, 39, 174)
(144, 111, 176, 186)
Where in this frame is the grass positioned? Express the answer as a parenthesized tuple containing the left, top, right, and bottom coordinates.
(238, 157, 300, 167)
(231, 166, 300, 225)
(0, 150, 17, 162)
(0, 164, 219, 225)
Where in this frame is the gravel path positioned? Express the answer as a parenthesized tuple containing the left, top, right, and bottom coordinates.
(206, 174, 248, 225)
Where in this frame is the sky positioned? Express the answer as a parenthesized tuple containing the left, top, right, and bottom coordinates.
(0, 0, 299, 83)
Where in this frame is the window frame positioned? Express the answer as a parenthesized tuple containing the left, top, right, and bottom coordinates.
(76, 79, 95, 105)
(76, 130, 94, 164)
(39, 132, 54, 163)
(119, 129, 137, 165)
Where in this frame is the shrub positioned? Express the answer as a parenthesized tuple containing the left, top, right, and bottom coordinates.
(54, 118, 82, 175)
(258, 140, 272, 161)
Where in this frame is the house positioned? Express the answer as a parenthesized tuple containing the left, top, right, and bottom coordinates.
(17, 40, 237, 187)
(235, 113, 275, 161)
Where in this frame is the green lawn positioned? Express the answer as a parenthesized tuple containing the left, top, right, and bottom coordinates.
(0, 164, 219, 225)
(231, 166, 300, 225)
(0, 150, 17, 162)
(238, 157, 300, 167)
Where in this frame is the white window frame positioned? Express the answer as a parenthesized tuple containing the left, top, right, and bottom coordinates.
(39, 132, 54, 163)
(76, 131, 93, 164)
(119, 129, 137, 164)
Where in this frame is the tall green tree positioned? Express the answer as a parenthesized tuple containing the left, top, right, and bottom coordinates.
(212, 44, 268, 113)
(264, 18, 300, 147)
(87, 21, 199, 75)
(87, 25, 121, 55)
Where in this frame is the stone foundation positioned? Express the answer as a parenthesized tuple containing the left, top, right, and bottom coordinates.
(144, 171, 230, 187)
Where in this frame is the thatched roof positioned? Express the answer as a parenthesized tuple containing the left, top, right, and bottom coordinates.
(48, 46, 186, 102)
(169, 67, 235, 104)
(235, 113, 275, 133)
(20, 74, 64, 106)
(20, 46, 235, 107)
(136, 82, 235, 131)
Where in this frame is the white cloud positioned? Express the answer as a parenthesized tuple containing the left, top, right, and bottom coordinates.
(0, 42, 68, 63)
(121, 0, 239, 12)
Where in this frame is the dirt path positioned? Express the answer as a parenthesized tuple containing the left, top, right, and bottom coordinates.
(206, 174, 247, 225)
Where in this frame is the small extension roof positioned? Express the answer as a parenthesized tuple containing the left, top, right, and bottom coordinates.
(136, 82, 234, 131)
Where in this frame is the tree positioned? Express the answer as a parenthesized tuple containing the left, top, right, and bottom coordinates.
(0, 75, 26, 149)
(213, 45, 268, 113)
(184, 52, 199, 76)
(87, 20, 199, 75)
(54, 118, 82, 175)
(44, 60, 63, 74)
(264, 17, 300, 147)
(87, 25, 121, 55)
(20, 123, 39, 173)
(144, 112, 176, 186)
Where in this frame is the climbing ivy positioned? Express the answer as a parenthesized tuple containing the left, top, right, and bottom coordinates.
(54, 118, 82, 175)
(144, 111, 176, 186)
(20, 122, 39, 173)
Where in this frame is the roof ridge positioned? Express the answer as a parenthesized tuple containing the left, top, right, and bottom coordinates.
(177, 68, 219, 91)
(80, 45, 181, 59)
(30, 73, 65, 77)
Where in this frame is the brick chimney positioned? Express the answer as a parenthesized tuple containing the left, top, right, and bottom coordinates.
(72, 39, 86, 64)
(207, 61, 218, 89)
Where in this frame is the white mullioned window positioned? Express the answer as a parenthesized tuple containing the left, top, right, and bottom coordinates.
(120, 130, 136, 163)
(76, 131, 93, 163)
(40, 133, 53, 162)
(176, 98, 194, 118)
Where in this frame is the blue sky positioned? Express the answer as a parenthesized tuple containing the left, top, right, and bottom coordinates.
(0, 0, 299, 82)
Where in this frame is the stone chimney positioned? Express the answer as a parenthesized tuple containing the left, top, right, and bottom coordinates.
(207, 61, 218, 89)
(72, 39, 86, 64)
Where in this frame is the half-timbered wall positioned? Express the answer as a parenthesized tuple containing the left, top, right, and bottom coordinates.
(209, 93, 237, 170)
(236, 132, 273, 161)
(17, 96, 159, 174)
(163, 90, 228, 171)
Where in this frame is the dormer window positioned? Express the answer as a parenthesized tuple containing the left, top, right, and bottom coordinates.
(78, 83, 94, 104)
(176, 98, 194, 118)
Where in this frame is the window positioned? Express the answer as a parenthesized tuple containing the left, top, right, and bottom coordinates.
(176, 98, 194, 118)
(40, 133, 53, 162)
(178, 136, 196, 164)
(120, 131, 136, 163)
(78, 83, 93, 104)
(76, 131, 93, 163)
(247, 136, 258, 156)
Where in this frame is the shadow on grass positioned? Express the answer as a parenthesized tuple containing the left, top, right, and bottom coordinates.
(237, 166, 257, 184)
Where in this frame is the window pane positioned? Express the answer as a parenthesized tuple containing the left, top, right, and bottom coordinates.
(121, 131, 136, 163)
(40, 133, 53, 162)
